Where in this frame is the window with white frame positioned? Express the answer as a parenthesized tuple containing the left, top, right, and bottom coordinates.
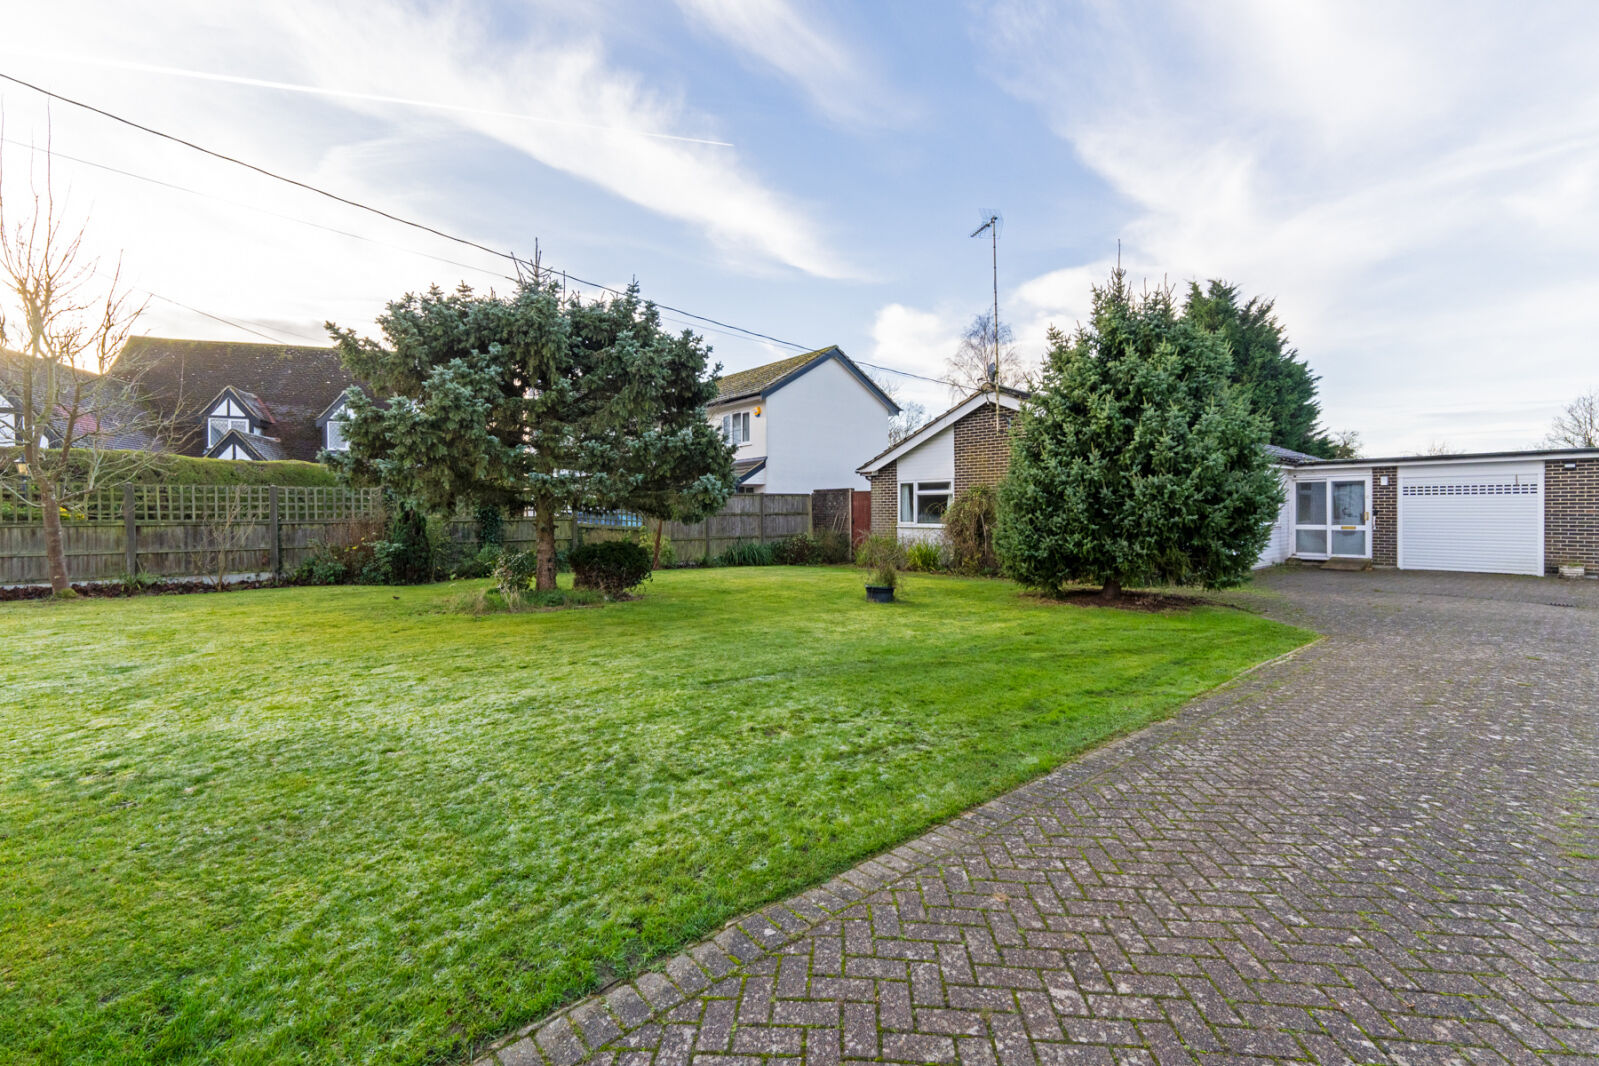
(325, 408, 350, 451)
(208, 417, 250, 447)
(0, 400, 14, 446)
(720, 411, 751, 445)
(898, 480, 951, 525)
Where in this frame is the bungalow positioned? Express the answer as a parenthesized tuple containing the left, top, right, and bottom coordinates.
(710, 345, 899, 493)
(855, 388, 1024, 542)
(110, 337, 358, 462)
(858, 389, 1598, 577)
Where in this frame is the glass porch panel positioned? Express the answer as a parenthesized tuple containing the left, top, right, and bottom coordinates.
(1296, 481, 1326, 524)
(1295, 528, 1328, 555)
(1331, 481, 1365, 525)
(1331, 529, 1367, 556)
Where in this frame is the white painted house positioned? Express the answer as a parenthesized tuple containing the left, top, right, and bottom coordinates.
(709, 346, 899, 493)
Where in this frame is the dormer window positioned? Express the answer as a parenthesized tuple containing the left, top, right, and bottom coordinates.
(721, 411, 751, 445)
(324, 405, 350, 452)
(207, 395, 254, 446)
(0, 399, 14, 446)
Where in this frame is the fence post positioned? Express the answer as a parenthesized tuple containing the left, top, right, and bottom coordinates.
(704, 515, 711, 561)
(269, 486, 281, 576)
(758, 492, 767, 544)
(123, 484, 137, 575)
(805, 492, 814, 536)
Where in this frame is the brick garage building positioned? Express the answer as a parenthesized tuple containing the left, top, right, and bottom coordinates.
(1259, 449, 1599, 576)
(856, 389, 1024, 543)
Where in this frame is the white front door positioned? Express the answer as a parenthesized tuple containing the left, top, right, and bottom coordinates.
(1294, 478, 1372, 559)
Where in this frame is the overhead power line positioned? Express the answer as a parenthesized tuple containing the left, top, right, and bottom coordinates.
(0, 70, 971, 390)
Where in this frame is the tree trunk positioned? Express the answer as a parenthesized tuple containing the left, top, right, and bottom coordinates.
(534, 501, 559, 592)
(39, 481, 71, 595)
(652, 519, 665, 570)
(1098, 577, 1122, 603)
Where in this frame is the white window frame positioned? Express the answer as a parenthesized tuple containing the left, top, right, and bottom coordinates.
(209, 417, 251, 447)
(0, 402, 14, 447)
(898, 479, 952, 526)
(1292, 476, 1372, 560)
(720, 411, 752, 446)
(325, 409, 350, 452)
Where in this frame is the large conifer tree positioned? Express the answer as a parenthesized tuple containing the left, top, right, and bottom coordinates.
(996, 270, 1281, 599)
(1182, 280, 1330, 456)
(326, 280, 733, 591)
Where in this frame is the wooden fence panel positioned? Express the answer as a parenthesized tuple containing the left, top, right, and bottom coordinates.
(660, 493, 813, 561)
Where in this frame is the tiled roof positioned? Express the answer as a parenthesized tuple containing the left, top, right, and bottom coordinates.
(207, 427, 287, 462)
(733, 456, 767, 484)
(715, 348, 830, 403)
(1265, 443, 1323, 466)
(713, 346, 898, 412)
(113, 337, 355, 462)
(0, 349, 162, 451)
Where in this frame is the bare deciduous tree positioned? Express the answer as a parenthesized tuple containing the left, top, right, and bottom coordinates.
(1423, 440, 1463, 456)
(0, 143, 174, 594)
(1325, 428, 1363, 459)
(197, 489, 257, 591)
(1545, 389, 1599, 448)
(946, 312, 1029, 401)
(866, 370, 931, 445)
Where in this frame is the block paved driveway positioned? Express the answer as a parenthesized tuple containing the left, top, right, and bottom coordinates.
(487, 569, 1599, 1066)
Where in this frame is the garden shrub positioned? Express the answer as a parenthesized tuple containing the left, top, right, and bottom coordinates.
(570, 540, 653, 595)
(715, 540, 775, 567)
(855, 533, 906, 588)
(770, 532, 817, 565)
(943, 485, 1000, 575)
(494, 550, 536, 603)
(813, 529, 853, 564)
(904, 540, 943, 572)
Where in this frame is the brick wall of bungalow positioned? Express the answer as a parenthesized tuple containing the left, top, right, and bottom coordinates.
(1546, 457, 1599, 573)
(869, 401, 1020, 535)
(1372, 465, 1398, 567)
(868, 460, 897, 535)
(953, 402, 1018, 498)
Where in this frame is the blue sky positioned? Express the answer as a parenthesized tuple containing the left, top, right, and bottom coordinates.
(3, 0, 1596, 454)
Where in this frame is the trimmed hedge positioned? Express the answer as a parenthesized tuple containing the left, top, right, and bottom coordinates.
(570, 540, 653, 595)
(52, 450, 338, 487)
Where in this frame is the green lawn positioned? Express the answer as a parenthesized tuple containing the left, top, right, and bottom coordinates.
(0, 567, 1309, 1065)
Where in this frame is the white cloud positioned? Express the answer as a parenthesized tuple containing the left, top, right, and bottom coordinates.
(866, 302, 964, 411)
(978, 0, 1599, 453)
(674, 0, 909, 127)
(0, 0, 853, 355)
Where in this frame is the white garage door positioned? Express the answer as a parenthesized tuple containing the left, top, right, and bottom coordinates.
(1398, 463, 1543, 575)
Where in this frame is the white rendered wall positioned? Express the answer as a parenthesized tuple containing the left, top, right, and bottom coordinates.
(892, 425, 955, 541)
(761, 358, 892, 493)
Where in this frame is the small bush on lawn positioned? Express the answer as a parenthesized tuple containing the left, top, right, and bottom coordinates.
(943, 484, 1000, 575)
(770, 530, 854, 566)
(716, 541, 775, 567)
(855, 533, 906, 589)
(570, 540, 653, 595)
(905, 540, 944, 572)
(494, 550, 537, 605)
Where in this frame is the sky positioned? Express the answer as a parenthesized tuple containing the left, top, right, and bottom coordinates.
(1, 0, 1596, 455)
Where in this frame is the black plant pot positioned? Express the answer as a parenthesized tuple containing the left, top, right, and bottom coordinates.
(865, 584, 895, 603)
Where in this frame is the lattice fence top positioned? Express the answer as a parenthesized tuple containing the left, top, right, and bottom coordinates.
(0, 483, 383, 525)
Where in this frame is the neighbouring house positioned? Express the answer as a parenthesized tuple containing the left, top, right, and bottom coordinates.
(1258, 447, 1599, 576)
(710, 346, 899, 493)
(0, 350, 161, 453)
(855, 388, 1025, 542)
(858, 389, 1599, 577)
(110, 337, 358, 462)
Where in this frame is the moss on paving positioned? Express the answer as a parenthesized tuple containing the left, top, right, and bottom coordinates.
(0, 567, 1309, 1065)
